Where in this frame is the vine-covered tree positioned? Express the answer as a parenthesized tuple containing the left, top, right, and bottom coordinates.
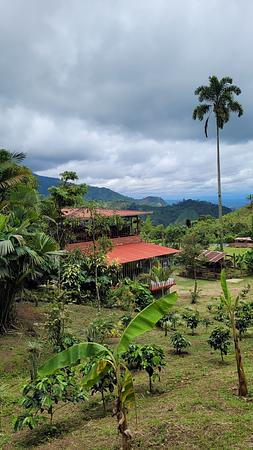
(193, 76, 243, 251)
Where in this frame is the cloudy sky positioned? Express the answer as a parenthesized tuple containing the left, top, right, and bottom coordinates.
(0, 0, 253, 198)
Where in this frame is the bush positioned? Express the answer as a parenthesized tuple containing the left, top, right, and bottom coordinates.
(157, 312, 183, 335)
(208, 327, 230, 362)
(235, 301, 253, 339)
(109, 279, 153, 312)
(122, 343, 165, 392)
(170, 332, 191, 354)
(183, 309, 200, 335)
(86, 317, 116, 343)
(14, 370, 87, 431)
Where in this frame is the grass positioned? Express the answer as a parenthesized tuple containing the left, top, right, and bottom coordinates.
(209, 245, 249, 256)
(1, 276, 253, 449)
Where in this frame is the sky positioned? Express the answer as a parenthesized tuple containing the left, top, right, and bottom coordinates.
(0, 0, 253, 198)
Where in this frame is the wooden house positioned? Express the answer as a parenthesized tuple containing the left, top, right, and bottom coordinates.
(63, 207, 179, 293)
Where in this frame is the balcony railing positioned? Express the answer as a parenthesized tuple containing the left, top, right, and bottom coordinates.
(149, 278, 175, 292)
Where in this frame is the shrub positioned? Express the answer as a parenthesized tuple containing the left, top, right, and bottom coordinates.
(208, 327, 230, 362)
(86, 317, 116, 343)
(14, 370, 87, 431)
(110, 279, 153, 312)
(158, 312, 183, 335)
(44, 300, 79, 352)
(122, 343, 165, 392)
(183, 309, 200, 335)
(170, 332, 191, 354)
(235, 301, 253, 339)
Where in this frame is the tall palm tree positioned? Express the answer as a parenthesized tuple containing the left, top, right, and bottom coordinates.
(193, 76, 243, 251)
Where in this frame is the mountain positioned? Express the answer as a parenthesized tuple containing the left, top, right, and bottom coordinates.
(35, 174, 232, 225)
(127, 199, 232, 225)
(35, 174, 132, 202)
(35, 174, 166, 206)
(135, 196, 167, 207)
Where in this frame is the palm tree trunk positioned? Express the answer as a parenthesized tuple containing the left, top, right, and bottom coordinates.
(216, 121, 224, 251)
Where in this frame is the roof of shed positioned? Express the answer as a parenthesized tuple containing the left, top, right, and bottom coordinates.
(200, 250, 227, 263)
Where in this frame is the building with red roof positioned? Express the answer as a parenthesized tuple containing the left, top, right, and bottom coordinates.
(64, 207, 179, 291)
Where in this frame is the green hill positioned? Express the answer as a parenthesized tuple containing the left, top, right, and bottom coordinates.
(127, 199, 232, 225)
(35, 174, 232, 226)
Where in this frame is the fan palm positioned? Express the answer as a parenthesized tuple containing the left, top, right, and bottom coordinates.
(193, 76, 243, 251)
(0, 214, 58, 332)
(0, 149, 33, 207)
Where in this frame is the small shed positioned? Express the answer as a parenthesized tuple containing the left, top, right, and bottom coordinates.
(196, 250, 232, 279)
(232, 237, 253, 248)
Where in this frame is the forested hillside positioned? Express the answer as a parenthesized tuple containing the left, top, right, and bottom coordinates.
(36, 174, 232, 225)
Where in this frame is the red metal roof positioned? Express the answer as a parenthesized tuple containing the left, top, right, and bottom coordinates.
(67, 238, 180, 265)
(200, 250, 226, 263)
(107, 242, 180, 264)
(61, 208, 152, 219)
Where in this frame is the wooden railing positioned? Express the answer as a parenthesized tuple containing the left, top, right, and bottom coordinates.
(149, 278, 175, 292)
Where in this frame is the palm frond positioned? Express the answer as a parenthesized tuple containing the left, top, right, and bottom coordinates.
(0, 239, 15, 256)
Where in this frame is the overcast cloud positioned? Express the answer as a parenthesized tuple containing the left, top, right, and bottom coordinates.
(0, 0, 253, 197)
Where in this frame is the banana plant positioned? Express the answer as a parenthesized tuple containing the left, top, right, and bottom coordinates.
(38, 292, 177, 450)
(220, 269, 248, 396)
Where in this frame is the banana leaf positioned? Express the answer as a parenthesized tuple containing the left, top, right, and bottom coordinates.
(38, 342, 110, 377)
(116, 292, 177, 354)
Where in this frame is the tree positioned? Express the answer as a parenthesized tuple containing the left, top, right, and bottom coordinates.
(180, 233, 202, 302)
(247, 194, 253, 239)
(122, 343, 165, 392)
(220, 270, 248, 396)
(44, 171, 87, 248)
(170, 332, 191, 355)
(0, 214, 58, 332)
(0, 149, 35, 208)
(193, 76, 243, 251)
(48, 171, 87, 210)
(86, 202, 112, 310)
(208, 326, 230, 362)
(38, 292, 177, 450)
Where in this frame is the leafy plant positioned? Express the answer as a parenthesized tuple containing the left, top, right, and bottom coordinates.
(38, 292, 177, 450)
(235, 302, 253, 340)
(110, 278, 153, 312)
(170, 332, 191, 354)
(202, 317, 212, 331)
(208, 327, 230, 362)
(86, 317, 116, 343)
(183, 309, 200, 335)
(120, 315, 133, 328)
(122, 343, 165, 392)
(220, 270, 248, 396)
(158, 312, 183, 336)
(14, 370, 87, 431)
(44, 295, 79, 352)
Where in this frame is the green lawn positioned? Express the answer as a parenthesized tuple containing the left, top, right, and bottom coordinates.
(209, 245, 248, 256)
(1, 277, 253, 449)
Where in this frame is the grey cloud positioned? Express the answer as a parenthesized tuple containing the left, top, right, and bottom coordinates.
(0, 0, 253, 196)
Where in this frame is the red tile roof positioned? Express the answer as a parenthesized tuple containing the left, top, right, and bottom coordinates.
(107, 242, 180, 264)
(61, 207, 152, 219)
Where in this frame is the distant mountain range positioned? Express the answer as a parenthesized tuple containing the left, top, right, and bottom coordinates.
(35, 174, 232, 225)
(35, 174, 168, 207)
